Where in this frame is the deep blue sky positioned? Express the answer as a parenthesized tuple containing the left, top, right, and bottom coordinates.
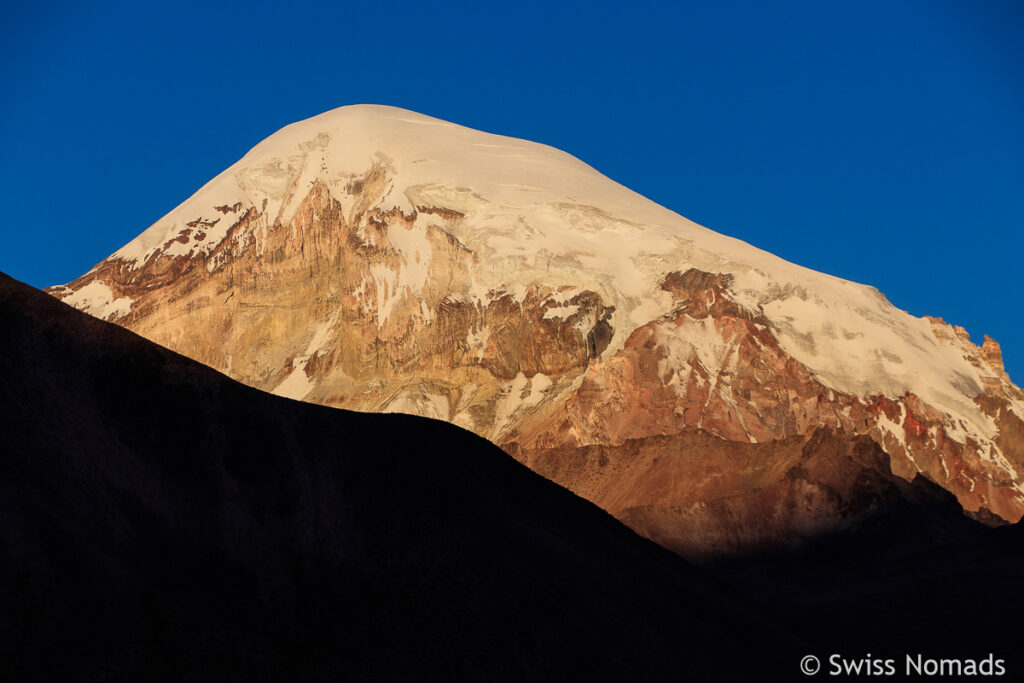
(3, 0, 1022, 378)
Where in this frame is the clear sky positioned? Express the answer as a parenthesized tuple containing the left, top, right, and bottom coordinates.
(2, 0, 1022, 377)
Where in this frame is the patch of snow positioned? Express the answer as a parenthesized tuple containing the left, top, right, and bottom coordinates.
(874, 403, 910, 460)
(304, 310, 339, 356)
(543, 304, 579, 320)
(492, 372, 553, 433)
(61, 280, 133, 321)
(656, 316, 736, 392)
(419, 300, 434, 325)
(272, 356, 315, 401)
(528, 373, 553, 403)
(387, 221, 433, 294)
(369, 264, 400, 324)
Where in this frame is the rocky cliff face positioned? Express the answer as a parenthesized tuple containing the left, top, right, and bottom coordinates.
(49, 105, 1024, 557)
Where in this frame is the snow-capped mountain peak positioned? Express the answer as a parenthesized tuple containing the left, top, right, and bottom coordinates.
(50, 104, 1024, 556)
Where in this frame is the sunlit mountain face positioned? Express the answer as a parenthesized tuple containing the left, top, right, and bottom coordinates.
(51, 105, 1024, 559)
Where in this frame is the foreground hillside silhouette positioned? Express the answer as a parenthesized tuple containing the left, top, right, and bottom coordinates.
(0, 272, 791, 681)
(4, 270, 1024, 681)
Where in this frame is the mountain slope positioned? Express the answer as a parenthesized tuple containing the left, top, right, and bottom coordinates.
(1, 270, 797, 681)
(49, 104, 1024, 555)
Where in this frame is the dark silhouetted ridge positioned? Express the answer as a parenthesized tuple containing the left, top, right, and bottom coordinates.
(0, 272, 793, 682)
